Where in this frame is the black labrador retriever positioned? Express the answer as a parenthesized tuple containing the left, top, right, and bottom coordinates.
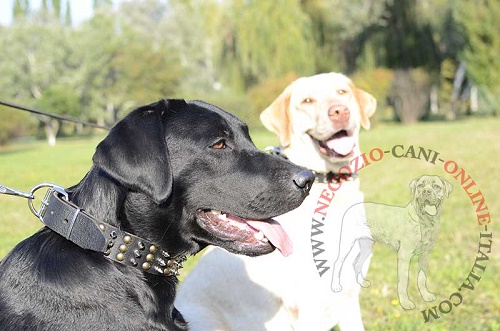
(0, 99, 314, 331)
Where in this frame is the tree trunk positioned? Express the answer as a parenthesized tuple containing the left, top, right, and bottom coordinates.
(44, 119, 60, 146)
(390, 69, 431, 123)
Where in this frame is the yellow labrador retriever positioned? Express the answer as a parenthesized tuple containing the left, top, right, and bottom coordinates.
(175, 73, 376, 331)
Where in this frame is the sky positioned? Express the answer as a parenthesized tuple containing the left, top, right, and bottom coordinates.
(0, 0, 121, 26)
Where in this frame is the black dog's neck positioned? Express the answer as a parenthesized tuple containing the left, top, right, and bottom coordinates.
(64, 166, 187, 328)
(68, 167, 126, 227)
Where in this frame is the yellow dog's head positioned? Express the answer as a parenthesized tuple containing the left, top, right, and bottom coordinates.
(260, 73, 376, 172)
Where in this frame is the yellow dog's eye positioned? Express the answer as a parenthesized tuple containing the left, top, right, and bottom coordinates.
(302, 98, 314, 104)
(212, 140, 226, 149)
(337, 89, 348, 95)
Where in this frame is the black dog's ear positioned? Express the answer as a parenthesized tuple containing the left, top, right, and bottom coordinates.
(93, 100, 185, 204)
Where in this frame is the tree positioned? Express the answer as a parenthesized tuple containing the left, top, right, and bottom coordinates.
(223, 0, 315, 89)
(301, 0, 387, 73)
(13, 0, 30, 20)
(381, 0, 440, 70)
(74, 1, 182, 125)
(159, 0, 226, 94)
(0, 12, 77, 145)
(454, 0, 500, 89)
(64, 1, 71, 26)
(35, 86, 82, 144)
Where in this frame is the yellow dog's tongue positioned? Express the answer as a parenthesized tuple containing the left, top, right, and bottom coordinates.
(246, 219, 293, 257)
(326, 135, 356, 156)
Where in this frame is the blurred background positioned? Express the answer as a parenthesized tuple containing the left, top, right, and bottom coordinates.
(0, 1, 498, 330)
(0, 0, 498, 145)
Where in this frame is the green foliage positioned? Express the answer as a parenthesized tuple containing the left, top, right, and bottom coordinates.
(439, 58, 456, 116)
(454, 0, 500, 89)
(247, 73, 299, 125)
(72, 2, 182, 124)
(350, 68, 394, 123)
(35, 85, 81, 117)
(13, 0, 30, 20)
(161, 0, 224, 94)
(226, 0, 315, 88)
(0, 17, 73, 104)
(0, 0, 498, 144)
(301, 0, 387, 72)
(381, 0, 441, 70)
(0, 108, 34, 145)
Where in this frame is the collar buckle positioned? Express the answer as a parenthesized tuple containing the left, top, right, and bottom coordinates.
(28, 183, 68, 221)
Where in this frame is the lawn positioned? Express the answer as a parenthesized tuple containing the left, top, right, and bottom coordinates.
(0, 118, 498, 330)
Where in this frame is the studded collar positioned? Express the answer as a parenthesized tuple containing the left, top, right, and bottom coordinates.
(37, 188, 186, 277)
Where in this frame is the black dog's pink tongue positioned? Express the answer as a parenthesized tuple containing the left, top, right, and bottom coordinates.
(245, 219, 293, 257)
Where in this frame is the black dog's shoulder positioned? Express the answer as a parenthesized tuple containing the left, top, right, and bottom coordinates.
(0, 228, 187, 331)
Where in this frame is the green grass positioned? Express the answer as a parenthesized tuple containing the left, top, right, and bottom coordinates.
(0, 118, 498, 330)
(355, 119, 499, 331)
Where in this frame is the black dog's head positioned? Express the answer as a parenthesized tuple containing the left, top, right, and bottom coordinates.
(92, 99, 313, 258)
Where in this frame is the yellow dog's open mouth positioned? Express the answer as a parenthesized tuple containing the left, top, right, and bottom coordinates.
(196, 210, 293, 256)
(310, 130, 356, 158)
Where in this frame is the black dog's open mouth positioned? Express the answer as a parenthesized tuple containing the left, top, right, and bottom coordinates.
(310, 130, 356, 158)
(196, 210, 292, 257)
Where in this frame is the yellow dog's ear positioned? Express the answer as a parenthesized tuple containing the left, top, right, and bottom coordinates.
(353, 87, 377, 130)
(260, 85, 292, 148)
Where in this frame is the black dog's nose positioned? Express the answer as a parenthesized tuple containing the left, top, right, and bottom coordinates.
(293, 169, 315, 192)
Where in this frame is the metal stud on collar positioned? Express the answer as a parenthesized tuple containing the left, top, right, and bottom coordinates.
(98, 223, 186, 276)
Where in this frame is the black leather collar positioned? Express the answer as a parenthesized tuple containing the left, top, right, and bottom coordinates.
(39, 189, 186, 276)
(312, 171, 358, 183)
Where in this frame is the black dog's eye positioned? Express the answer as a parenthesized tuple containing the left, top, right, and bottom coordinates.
(211, 140, 226, 149)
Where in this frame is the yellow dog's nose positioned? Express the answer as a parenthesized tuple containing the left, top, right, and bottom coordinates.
(328, 104, 350, 124)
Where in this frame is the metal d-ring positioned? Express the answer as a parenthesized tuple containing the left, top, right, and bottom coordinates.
(28, 183, 68, 220)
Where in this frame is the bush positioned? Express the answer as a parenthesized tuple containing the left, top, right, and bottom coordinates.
(246, 73, 299, 128)
(351, 68, 394, 124)
(0, 107, 34, 145)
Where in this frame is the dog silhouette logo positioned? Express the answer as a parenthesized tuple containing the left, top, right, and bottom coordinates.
(331, 174, 453, 310)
